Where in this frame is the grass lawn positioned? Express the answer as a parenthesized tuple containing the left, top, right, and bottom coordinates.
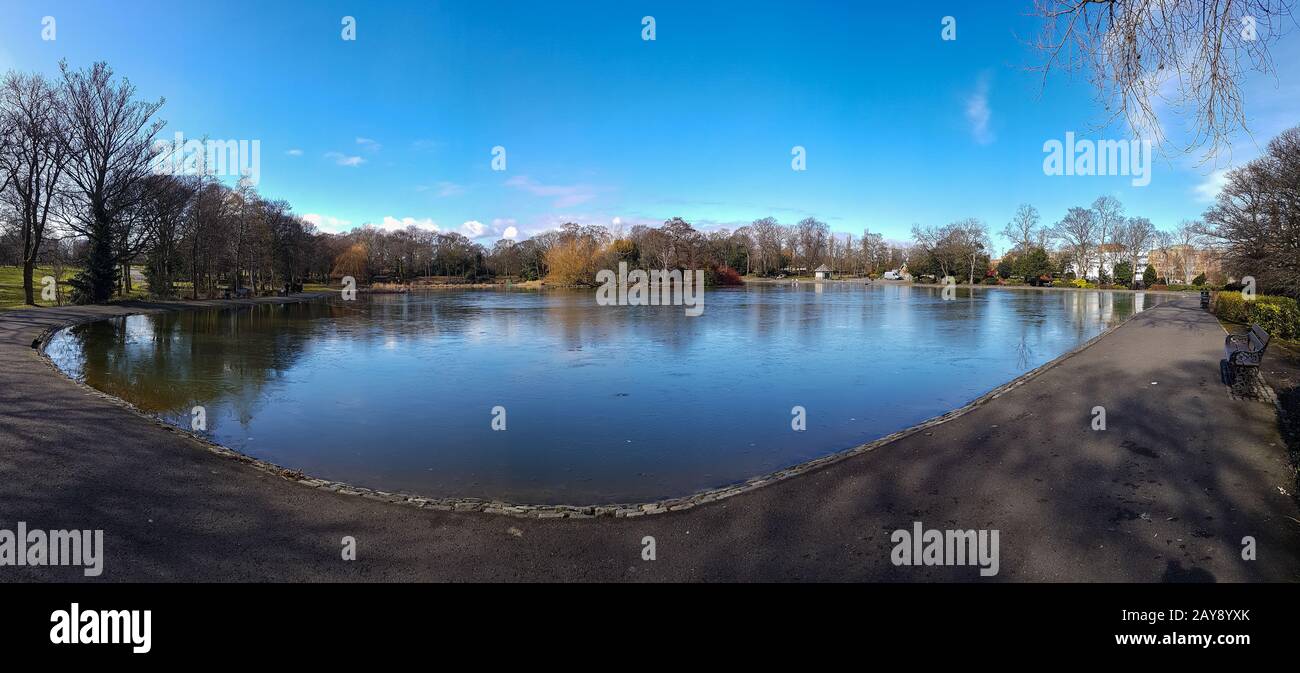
(0, 265, 79, 310)
(0, 265, 155, 311)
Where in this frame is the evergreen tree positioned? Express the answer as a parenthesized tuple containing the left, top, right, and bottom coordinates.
(69, 224, 118, 304)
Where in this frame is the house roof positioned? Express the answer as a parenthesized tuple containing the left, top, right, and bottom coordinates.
(814, 264, 832, 272)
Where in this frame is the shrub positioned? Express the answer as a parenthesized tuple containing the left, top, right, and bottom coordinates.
(1192, 273, 1207, 286)
(1252, 302, 1300, 340)
(1113, 260, 1134, 287)
(1212, 291, 1300, 340)
(1142, 265, 1157, 287)
(710, 265, 744, 286)
(1012, 247, 1055, 281)
(543, 237, 604, 285)
(981, 276, 998, 285)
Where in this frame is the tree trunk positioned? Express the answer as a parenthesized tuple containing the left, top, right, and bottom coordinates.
(22, 259, 36, 305)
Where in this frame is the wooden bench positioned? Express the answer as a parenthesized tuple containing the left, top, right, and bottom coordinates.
(1224, 324, 1270, 367)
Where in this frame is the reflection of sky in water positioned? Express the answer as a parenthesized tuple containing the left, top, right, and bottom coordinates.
(46, 286, 1165, 504)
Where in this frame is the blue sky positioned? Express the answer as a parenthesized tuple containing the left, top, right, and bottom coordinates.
(2, 0, 1296, 252)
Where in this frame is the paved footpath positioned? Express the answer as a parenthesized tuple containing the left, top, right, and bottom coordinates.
(1, 296, 1297, 581)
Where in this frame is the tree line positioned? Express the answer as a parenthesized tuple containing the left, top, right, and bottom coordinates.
(3, 61, 1293, 302)
(0, 62, 340, 303)
(331, 216, 910, 287)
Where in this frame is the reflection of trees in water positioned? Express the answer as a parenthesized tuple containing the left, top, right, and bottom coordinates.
(529, 288, 709, 352)
(56, 290, 1172, 436)
(65, 304, 322, 422)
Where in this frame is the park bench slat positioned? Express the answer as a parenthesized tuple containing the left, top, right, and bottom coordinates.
(1224, 323, 1271, 367)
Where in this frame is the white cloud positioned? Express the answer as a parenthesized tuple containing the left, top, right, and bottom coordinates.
(435, 181, 465, 197)
(487, 217, 519, 240)
(1194, 168, 1230, 203)
(285, 148, 303, 156)
(503, 175, 598, 208)
(325, 151, 365, 167)
(356, 137, 382, 153)
(379, 216, 439, 232)
(965, 74, 994, 145)
(460, 220, 486, 237)
(302, 213, 353, 233)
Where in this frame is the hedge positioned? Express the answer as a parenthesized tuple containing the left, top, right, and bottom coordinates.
(1211, 291, 1300, 340)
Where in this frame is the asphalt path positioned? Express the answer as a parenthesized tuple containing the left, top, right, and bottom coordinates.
(1, 295, 1296, 581)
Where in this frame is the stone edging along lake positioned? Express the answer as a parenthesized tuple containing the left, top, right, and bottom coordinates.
(29, 289, 1155, 519)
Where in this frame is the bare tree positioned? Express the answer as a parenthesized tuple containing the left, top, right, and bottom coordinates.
(1118, 215, 1155, 287)
(955, 218, 990, 285)
(1151, 228, 1175, 280)
(1031, 0, 1295, 156)
(0, 97, 12, 196)
(1001, 203, 1042, 253)
(750, 216, 785, 275)
(912, 219, 988, 283)
(1202, 125, 1300, 297)
(1174, 219, 1204, 282)
(0, 72, 69, 305)
(910, 224, 952, 279)
(1091, 195, 1124, 279)
(139, 174, 195, 298)
(1053, 206, 1098, 279)
(795, 217, 829, 272)
(861, 230, 885, 274)
(57, 60, 165, 303)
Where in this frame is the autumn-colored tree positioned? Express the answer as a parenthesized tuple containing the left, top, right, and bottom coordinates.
(542, 236, 603, 286)
(332, 242, 368, 281)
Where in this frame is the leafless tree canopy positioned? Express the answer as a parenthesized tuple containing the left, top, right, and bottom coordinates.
(1202, 125, 1300, 296)
(911, 219, 990, 284)
(1033, 0, 1295, 156)
(0, 72, 68, 304)
(1054, 206, 1099, 277)
(58, 60, 165, 238)
(1002, 203, 1044, 253)
(1118, 215, 1155, 276)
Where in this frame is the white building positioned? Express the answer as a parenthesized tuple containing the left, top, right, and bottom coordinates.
(1064, 246, 1150, 281)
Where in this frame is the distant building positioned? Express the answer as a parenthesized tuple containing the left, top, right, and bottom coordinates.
(1064, 244, 1222, 283)
(1146, 246, 1223, 283)
(814, 264, 832, 280)
(1065, 244, 1145, 280)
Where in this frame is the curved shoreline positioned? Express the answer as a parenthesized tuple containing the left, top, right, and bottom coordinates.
(5, 294, 1299, 581)
(34, 290, 1156, 519)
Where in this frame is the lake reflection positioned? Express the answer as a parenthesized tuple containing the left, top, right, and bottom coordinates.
(45, 285, 1164, 503)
